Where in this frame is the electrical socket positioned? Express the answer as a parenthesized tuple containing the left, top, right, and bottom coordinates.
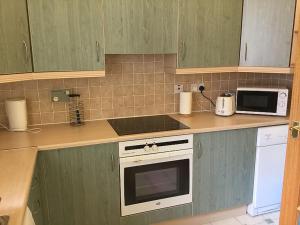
(174, 84, 184, 94)
(191, 83, 205, 92)
(199, 83, 205, 92)
(51, 89, 71, 102)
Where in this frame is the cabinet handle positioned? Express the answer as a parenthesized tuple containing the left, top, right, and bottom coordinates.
(23, 40, 29, 63)
(111, 154, 115, 171)
(96, 41, 100, 62)
(197, 141, 203, 159)
(180, 41, 187, 61)
(245, 43, 248, 62)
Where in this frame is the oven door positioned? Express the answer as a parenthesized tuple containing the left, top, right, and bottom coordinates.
(236, 90, 279, 115)
(120, 149, 193, 216)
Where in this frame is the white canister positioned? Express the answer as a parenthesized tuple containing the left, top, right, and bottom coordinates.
(180, 92, 192, 115)
(5, 98, 28, 131)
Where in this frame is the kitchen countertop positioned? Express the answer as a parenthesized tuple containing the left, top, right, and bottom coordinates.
(0, 112, 290, 151)
(0, 112, 290, 225)
(0, 148, 37, 225)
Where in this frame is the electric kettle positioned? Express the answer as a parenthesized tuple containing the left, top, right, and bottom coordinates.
(215, 93, 236, 116)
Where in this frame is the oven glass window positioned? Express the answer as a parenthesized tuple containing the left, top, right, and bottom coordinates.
(124, 159, 189, 205)
(237, 91, 278, 113)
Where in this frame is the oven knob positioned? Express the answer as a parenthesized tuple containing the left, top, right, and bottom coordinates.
(280, 92, 287, 99)
(279, 101, 286, 107)
(144, 144, 150, 152)
(152, 144, 158, 152)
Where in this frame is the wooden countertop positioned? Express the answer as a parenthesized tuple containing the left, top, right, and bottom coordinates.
(0, 112, 289, 151)
(0, 148, 38, 225)
(0, 112, 289, 225)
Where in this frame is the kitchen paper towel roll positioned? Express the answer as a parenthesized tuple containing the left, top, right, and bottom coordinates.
(5, 98, 28, 131)
(180, 92, 192, 115)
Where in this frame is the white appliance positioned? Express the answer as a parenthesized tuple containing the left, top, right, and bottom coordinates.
(236, 87, 289, 116)
(247, 125, 288, 216)
(5, 98, 28, 131)
(215, 93, 236, 116)
(119, 135, 193, 216)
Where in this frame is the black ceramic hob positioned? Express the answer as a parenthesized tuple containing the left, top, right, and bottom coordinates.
(108, 115, 189, 136)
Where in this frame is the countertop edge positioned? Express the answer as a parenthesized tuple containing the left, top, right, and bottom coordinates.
(37, 119, 289, 151)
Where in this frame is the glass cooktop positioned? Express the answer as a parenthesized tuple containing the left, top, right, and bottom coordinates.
(108, 115, 189, 136)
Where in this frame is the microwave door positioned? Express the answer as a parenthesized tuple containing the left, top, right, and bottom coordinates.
(237, 91, 278, 114)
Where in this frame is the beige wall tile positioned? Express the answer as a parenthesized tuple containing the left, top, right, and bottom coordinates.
(102, 97, 113, 110)
(134, 85, 145, 95)
(90, 109, 103, 120)
(102, 109, 114, 118)
(54, 112, 67, 123)
(134, 107, 146, 116)
(144, 54, 155, 62)
(88, 78, 101, 87)
(134, 63, 144, 73)
(122, 74, 134, 85)
(145, 85, 155, 95)
(122, 63, 134, 74)
(134, 74, 145, 85)
(144, 62, 155, 74)
(41, 112, 54, 124)
(134, 96, 145, 107)
(28, 113, 42, 125)
(27, 101, 40, 114)
(0, 54, 293, 126)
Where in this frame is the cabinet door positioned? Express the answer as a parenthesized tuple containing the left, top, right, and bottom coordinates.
(28, 163, 44, 225)
(36, 143, 120, 225)
(0, 0, 33, 74)
(240, 0, 296, 67)
(104, 0, 178, 54)
(120, 204, 192, 225)
(178, 0, 243, 68)
(193, 129, 257, 215)
(27, 0, 105, 72)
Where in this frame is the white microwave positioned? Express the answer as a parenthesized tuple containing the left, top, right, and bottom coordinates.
(236, 87, 289, 116)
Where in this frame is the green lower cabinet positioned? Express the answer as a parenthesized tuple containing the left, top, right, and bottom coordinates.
(120, 204, 192, 225)
(29, 129, 258, 225)
(193, 129, 257, 215)
(28, 163, 44, 225)
(29, 143, 120, 225)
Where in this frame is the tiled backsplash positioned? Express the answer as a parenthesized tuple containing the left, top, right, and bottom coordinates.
(0, 54, 293, 126)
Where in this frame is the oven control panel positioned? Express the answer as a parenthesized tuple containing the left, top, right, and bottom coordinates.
(119, 134, 193, 157)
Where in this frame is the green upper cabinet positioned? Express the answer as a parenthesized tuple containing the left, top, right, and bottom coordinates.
(178, 0, 243, 68)
(240, 0, 296, 67)
(193, 128, 257, 215)
(104, 0, 178, 54)
(0, 0, 33, 74)
(27, 0, 105, 72)
(29, 143, 120, 225)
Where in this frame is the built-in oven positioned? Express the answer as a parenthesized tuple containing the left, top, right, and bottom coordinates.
(119, 135, 193, 216)
(236, 87, 289, 116)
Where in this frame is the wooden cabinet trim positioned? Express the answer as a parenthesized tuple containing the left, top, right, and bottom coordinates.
(176, 67, 293, 75)
(0, 71, 105, 84)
